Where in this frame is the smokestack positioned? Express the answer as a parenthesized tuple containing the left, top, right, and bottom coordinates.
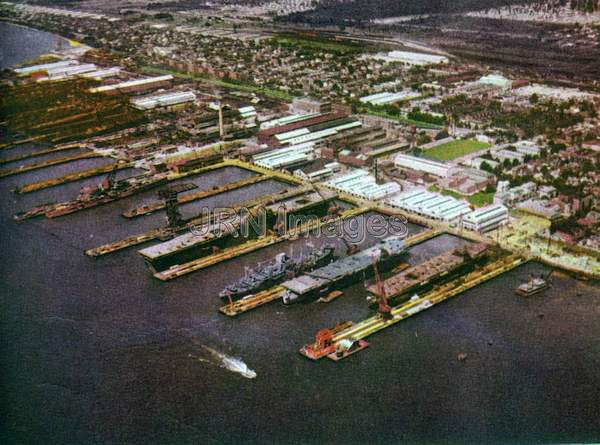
(218, 101, 225, 140)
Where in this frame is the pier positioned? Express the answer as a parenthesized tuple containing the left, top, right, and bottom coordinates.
(0, 151, 99, 178)
(85, 186, 313, 257)
(300, 253, 526, 361)
(152, 207, 368, 281)
(218, 228, 442, 316)
(15, 161, 133, 194)
(122, 175, 271, 218)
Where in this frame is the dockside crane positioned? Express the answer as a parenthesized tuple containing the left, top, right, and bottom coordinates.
(371, 255, 393, 320)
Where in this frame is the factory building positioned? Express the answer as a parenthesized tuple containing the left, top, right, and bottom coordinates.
(359, 90, 420, 106)
(253, 142, 316, 170)
(387, 190, 472, 223)
(394, 154, 454, 178)
(14, 60, 77, 76)
(325, 169, 400, 201)
(131, 91, 197, 110)
(376, 50, 449, 66)
(461, 205, 509, 233)
(89, 75, 174, 95)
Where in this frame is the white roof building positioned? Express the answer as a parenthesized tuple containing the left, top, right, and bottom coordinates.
(376, 50, 449, 66)
(461, 205, 508, 233)
(387, 189, 472, 223)
(394, 154, 455, 178)
(253, 142, 315, 170)
(325, 169, 400, 201)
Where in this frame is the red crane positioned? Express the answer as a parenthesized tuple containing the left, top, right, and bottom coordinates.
(371, 255, 393, 319)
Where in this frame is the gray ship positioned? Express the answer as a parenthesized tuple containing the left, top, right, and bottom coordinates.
(281, 236, 407, 304)
(219, 244, 335, 302)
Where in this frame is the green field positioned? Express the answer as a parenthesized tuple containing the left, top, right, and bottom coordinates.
(424, 139, 491, 161)
(271, 34, 364, 55)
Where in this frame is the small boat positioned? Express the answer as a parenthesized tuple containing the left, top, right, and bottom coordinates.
(516, 274, 549, 296)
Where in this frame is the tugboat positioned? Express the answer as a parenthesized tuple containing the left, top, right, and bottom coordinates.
(516, 273, 550, 296)
(219, 244, 335, 302)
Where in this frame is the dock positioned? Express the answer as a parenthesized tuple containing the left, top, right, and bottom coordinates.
(152, 207, 368, 281)
(122, 175, 270, 218)
(14, 160, 260, 221)
(218, 228, 442, 317)
(300, 253, 526, 361)
(15, 161, 133, 194)
(0, 143, 84, 166)
(0, 151, 100, 178)
(85, 186, 313, 257)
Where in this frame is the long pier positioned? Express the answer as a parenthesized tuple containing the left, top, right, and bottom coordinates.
(122, 175, 270, 218)
(15, 161, 133, 194)
(218, 228, 442, 317)
(300, 253, 526, 361)
(0, 151, 99, 178)
(14, 160, 257, 221)
(153, 207, 369, 281)
(84, 185, 313, 257)
(0, 143, 83, 166)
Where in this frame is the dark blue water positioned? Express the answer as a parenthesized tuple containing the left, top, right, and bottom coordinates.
(0, 22, 67, 69)
(1, 23, 600, 445)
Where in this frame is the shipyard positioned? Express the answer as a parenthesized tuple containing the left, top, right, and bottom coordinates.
(1, 3, 600, 444)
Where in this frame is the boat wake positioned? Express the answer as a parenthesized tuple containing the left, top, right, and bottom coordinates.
(190, 345, 257, 379)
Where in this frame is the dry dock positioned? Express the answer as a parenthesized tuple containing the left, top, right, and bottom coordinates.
(300, 253, 526, 361)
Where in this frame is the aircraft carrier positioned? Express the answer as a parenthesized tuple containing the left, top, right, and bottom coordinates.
(281, 235, 407, 304)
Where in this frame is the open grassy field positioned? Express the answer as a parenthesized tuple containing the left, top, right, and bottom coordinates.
(424, 139, 490, 161)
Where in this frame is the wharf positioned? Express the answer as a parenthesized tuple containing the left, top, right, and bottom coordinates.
(218, 228, 441, 317)
(16, 161, 133, 194)
(14, 160, 261, 221)
(300, 253, 526, 361)
(153, 207, 368, 281)
(138, 189, 335, 263)
(85, 185, 312, 257)
(0, 151, 99, 178)
(0, 143, 84, 166)
(122, 175, 270, 218)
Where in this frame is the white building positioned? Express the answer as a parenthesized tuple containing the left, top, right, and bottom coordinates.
(387, 189, 472, 223)
(253, 142, 315, 170)
(461, 205, 508, 233)
(376, 50, 449, 66)
(394, 154, 454, 178)
(359, 90, 420, 106)
(325, 169, 400, 201)
(131, 91, 197, 110)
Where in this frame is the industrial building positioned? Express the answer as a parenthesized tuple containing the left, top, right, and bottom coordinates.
(394, 154, 455, 178)
(324, 169, 400, 200)
(253, 142, 316, 170)
(14, 60, 77, 76)
(387, 189, 472, 223)
(89, 75, 174, 94)
(359, 90, 421, 106)
(131, 91, 197, 110)
(376, 50, 449, 66)
(461, 205, 509, 233)
(257, 112, 360, 148)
